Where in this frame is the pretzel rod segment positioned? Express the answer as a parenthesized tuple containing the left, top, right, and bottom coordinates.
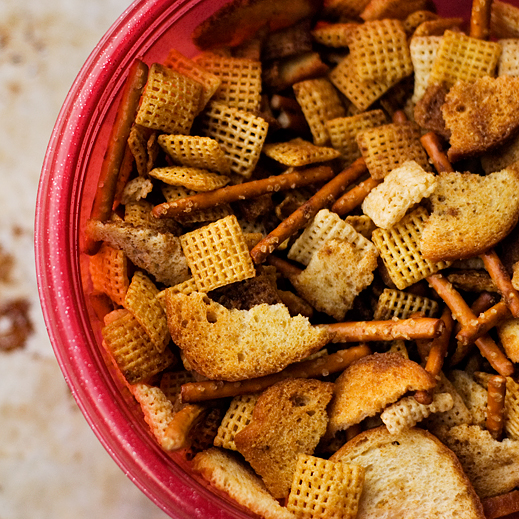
(331, 176, 381, 216)
(266, 254, 303, 282)
(180, 344, 372, 403)
(470, 0, 493, 40)
(481, 249, 519, 318)
(163, 404, 208, 451)
(152, 165, 335, 218)
(487, 374, 507, 440)
(392, 110, 408, 124)
(415, 306, 454, 405)
(420, 132, 454, 173)
(476, 334, 514, 376)
(455, 301, 511, 346)
(250, 158, 367, 264)
(85, 59, 149, 255)
(323, 317, 444, 343)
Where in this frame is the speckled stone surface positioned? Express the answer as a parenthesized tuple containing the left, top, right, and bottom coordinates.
(0, 1, 170, 517)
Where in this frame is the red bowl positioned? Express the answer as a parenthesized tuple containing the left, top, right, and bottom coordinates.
(34, 0, 492, 517)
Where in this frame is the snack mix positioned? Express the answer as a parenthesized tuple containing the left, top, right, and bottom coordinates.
(85, 0, 519, 517)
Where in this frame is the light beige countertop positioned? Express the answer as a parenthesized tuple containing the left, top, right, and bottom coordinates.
(0, 0, 171, 517)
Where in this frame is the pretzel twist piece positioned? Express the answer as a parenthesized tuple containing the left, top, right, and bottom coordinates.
(481, 249, 519, 318)
(331, 176, 381, 216)
(85, 60, 148, 255)
(180, 344, 372, 403)
(324, 317, 444, 343)
(415, 306, 454, 405)
(163, 404, 208, 451)
(427, 273, 514, 376)
(470, 0, 493, 40)
(487, 374, 507, 441)
(250, 158, 367, 264)
(152, 165, 335, 219)
(420, 132, 454, 173)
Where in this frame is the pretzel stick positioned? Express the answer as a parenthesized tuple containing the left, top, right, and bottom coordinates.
(152, 165, 335, 218)
(85, 59, 148, 255)
(481, 248, 519, 317)
(420, 131, 454, 173)
(482, 490, 519, 519)
(392, 110, 408, 123)
(427, 273, 514, 376)
(415, 306, 454, 405)
(470, 0, 493, 40)
(180, 344, 372, 403)
(487, 374, 507, 441)
(331, 176, 381, 216)
(250, 158, 367, 264)
(163, 404, 208, 451)
(456, 301, 511, 346)
(266, 254, 302, 283)
(323, 317, 444, 343)
(112, 143, 135, 211)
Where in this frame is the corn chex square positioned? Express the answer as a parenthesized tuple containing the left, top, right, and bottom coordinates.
(149, 166, 230, 192)
(102, 310, 175, 385)
(329, 55, 394, 112)
(163, 48, 221, 111)
(410, 35, 442, 103)
(180, 214, 256, 292)
(326, 109, 387, 166)
(194, 54, 262, 112)
(89, 243, 129, 306)
(159, 370, 196, 403)
(214, 393, 260, 451)
(293, 78, 346, 146)
(371, 206, 452, 290)
(262, 138, 340, 167)
(498, 39, 519, 77)
(287, 454, 365, 519)
(157, 134, 231, 175)
(357, 122, 432, 180)
(200, 101, 269, 178)
(124, 271, 170, 352)
(428, 30, 502, 88)
(348, 19, 413, 83)
(311, 23, 359, 48)
(373, 288, 439, 320)
(135, 63, 202, 135)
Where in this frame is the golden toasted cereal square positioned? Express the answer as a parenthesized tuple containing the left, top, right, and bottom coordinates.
(321, 0, 370, 19)
(157, 134, 231, 175)
(287, 454, 365, 519)
(361, 160, 437, 229)
(381, 393, 454, 435)
(348, 19, 413, 83)
(403, 10, 438, 35)
(160, 279, 199, 300)
(163, 48, 221, 111)
(214, 393, 260, 451)
(180, 214, 256, 292)
(193, 54, 262, 112)
(311, 22, 359, 48)
(128, 125, 154, 177)
(356, 122, 432, 180)
(293, 78, 346, 146)
(491, 0, 519, 39)
(135, 63, 202, 134)
(288, 208, 378, 266)
(102, 310, 175, 384)
(373, 288, 439, 320)
(371, 206, 452, 289)
(428, 30, 502, 89)
(326, 109, 387, 166)
(329, 54, 394, 112)
(149, 166, 230, 192)
(124, 271, 170, 352)
(89, 243, 129, 306)
(159, 370, 196, 402)
(200, 101, 269, 178)
(262, 138, 341, 167)
(388, 340, 410, 358)
(498, 38, 519, 77)
(129, 383, 177, 450)
(409, 35, 442, 103)
(413, 17, 463, 37)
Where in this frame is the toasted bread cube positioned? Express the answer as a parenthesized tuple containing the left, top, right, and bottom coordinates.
(135, 63, 202, 134)
(287, 454, 365, 519)
(361, 160, 437, 229)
